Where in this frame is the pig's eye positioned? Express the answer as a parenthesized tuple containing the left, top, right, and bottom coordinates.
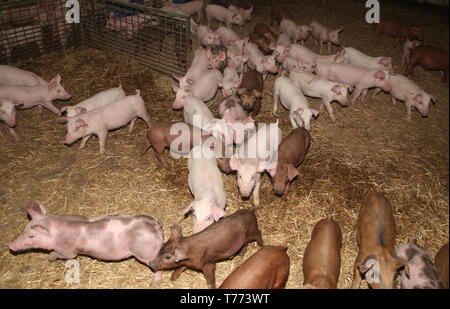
(28, 235, 34, 239)
(164, 254, 171, 260)
(238, 175, 242, 179)
(251, 176, 255, 180)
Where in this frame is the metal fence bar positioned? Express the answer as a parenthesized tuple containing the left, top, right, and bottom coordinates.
(80, 0, 191, 76)
(1, 0, 191, 76)
(1, 0, 76, 63)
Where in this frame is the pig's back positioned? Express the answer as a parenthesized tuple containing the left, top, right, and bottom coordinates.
(219, 246, 290, 289)
(190, 209, 259, 258)
(188, 154, 224, 200)
(79, 215, 163, 260)
(303, 216, 342, 288)
(77, 87, 125, 111)
(310, 21, 326, 39)
(240, 70, 263, 90)
(412, 46, 449, 67)
(0, 65, 45, 87)
(389, 74, 419, 100)
(357, 192, 396, 253)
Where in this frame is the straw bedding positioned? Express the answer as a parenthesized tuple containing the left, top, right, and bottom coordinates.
(0, 0, 448, 289)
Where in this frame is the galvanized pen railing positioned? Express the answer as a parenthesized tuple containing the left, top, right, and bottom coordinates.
(1, 0, 191, 76)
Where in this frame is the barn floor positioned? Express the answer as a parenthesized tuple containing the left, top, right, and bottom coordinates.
(0, 0, 448, 289)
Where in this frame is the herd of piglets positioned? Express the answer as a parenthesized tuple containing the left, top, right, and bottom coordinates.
(4, 0, 449, 290)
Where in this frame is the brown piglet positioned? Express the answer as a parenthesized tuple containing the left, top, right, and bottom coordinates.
(352, 192, 409, 289)
(218, 244, 290, 289)
(237, 70, 264, 116)
(141, 122, 229, 172)
(149, 207, 264, 289)
(249, 31, 272, 55)
(302, 215, 342, 289)
(404, 45, 449, 85)
(373, 20, 422, 47)
(269, 127, 311, 196)
(435, 242, 449, 289)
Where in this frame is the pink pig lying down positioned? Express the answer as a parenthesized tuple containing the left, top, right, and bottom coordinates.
(371, 73, 436, 120)
(0, 74, 71, 116)
(60, 85, 126, 117)
(314, 62, 391, 105)
(289, 69, 349, 122)
(9, 202, 164, 286)
(0, 65, 47, 87)
(0, 98, 23, 139)
(60, 90, 150, 155)
(230, 123, 282, 207)
(185, 144, 227, 233)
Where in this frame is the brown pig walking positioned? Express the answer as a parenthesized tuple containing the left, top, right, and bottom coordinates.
(352, 192, 409, 289)
(302, 215, 342, 289)
(149, 207, 264, 289)
(269, 127, 311, 196)
(404, 45, 449, 85)
(141, 122, 230, 173)
(218, 244, 290, 289)
(373, 20, 422, 47)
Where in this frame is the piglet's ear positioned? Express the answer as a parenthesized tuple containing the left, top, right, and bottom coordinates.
(31, 224, 50, 235)
(358, 254, 377, 274)
(75, 119, 88, 131)
(287, 164, 299, 181)
(171, 84, 180, 93)
(229, 156, 240, 171)
(174, 247, 188, 263)
(312, 109, 320, 118)
(183, 202, 195, 216)
(373, 71, 385, 80)
(257, 161, 267, 173)
(267, 167, 277, 177)
(26, 202, 46, 219)
(170, 224, 183, 240)
(75, 107, 87, 114)
(48, 79, 57, 90)
(219, 51, 227, 62)
(211, 205, 226, 222)
(395, 257, 410, 279)
(413, 94, 423, 103)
